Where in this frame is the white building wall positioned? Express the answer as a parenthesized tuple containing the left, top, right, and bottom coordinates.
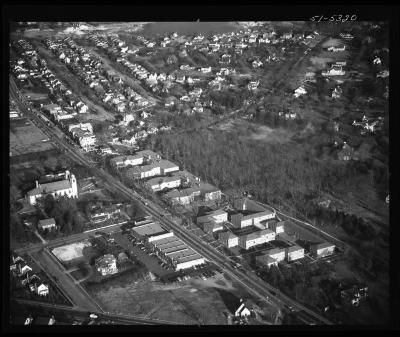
(269, 251, 285, 262)
(287, 249, 304, 261)
(125, 157, 143, 167)
(148, 232, 174, 242)
(161, 166, 179, 175)
(175, 257, 205, 271)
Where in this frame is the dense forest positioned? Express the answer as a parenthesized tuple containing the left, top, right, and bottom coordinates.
(148, 129, 373, 210)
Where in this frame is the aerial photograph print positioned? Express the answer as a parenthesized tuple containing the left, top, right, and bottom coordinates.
(5, 4, 395, 330)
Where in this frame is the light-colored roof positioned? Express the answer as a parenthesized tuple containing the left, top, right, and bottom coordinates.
(146, 175, 181, 186)
(219, 231, 238, 240)
(38, 218, 56, 227)
(241, 228, 274, 241)
(312, 242, 335, 250)
(265, 247, 286, 256)
(164, 186, 202, 199)
(242, 210, 274, 221)
(159, 159, 179, 170)
(27, 179, 72, 196)
(132, 222, 166, 237)
(96, 254, 116, 266)
(287, 245, 304, 253)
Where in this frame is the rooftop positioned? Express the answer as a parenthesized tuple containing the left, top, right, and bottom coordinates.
(287, 245, 304, 253)
(264, 247, 286, 256)
(241, 228, 274, 240)
(159, 159, 179, 170)
(38, 218, 56, 226)
(132, 222, 166, 237)
(312, 242, 335, 250)
(27, 179, 72, 196)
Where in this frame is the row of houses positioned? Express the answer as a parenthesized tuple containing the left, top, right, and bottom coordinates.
(44, 37, 150, 113)
(352, 115, 383, 133)
(10, 253, 49, 296)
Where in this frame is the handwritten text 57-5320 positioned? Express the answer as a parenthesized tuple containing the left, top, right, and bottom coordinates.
(310, 15, 357, 22)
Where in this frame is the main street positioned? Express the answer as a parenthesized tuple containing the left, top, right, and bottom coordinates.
(10, 77, 332, 325)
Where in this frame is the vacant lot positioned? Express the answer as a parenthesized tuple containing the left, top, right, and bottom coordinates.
(10, 118, 55, 156)
(86, 268, 271, 324)
(52, 240, 92, 262)
(214, 119, 293, 144)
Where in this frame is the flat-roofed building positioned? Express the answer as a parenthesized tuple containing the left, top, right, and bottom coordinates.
(256, 255, 278, 268)
(164, 186, 202, 205)
(197, 209, 228, 224)
(269, 220, 286, 234)
(202, 220, 224, 234)
(233, 197, 267, 212)
(264, 247, 286, 262)
(239, 229, 276, 250)
(129, 162, 161, 179)
(151, 235, 206, 270)
(110, 150, 160, 170)
(172, 170, 200, 186)
(145, 175, 181, 192)
(200, 183, 222, 202)
(159, 160, 179, 175)
(218, 231, 239, 248)
(286, 245, 304, 261)
(310, 242, 335, 258)
(131, 221, 173, 242)
(231, 210, 276, 229)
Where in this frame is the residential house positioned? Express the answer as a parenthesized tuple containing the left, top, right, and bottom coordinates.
(38, 218, 56, 231)
(294, 86, 307, 98)
(337, 142, 358, 161)
(264, 247, 286, 262)
(95, 254, 118, 276)
(234, 300, 252, 317)
(34, 283, 49, 296)
(247, 80, 259, 90)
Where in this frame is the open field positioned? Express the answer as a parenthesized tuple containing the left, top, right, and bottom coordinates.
(52, 240, 92, 262)
(10, 118, 55, 156)
(86, 268, 271, 324)
(214, 119, 294, 144)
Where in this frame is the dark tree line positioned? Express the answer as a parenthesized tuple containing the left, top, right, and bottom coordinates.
(42, 195, 84, 235)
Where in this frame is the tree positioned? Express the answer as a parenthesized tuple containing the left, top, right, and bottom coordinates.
(43, 157, 59, 171)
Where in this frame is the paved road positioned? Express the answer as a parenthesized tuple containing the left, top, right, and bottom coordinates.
(30, 249, 101, 312)
(10, 299, 178, 325)
(10, 76, 331, 325)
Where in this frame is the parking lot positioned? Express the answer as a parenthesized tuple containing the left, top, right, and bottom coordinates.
(112, 231, 222, 284)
